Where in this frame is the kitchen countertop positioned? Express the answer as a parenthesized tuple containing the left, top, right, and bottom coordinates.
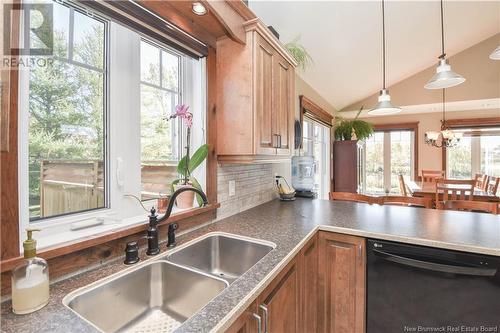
(2, 198, 499, 333)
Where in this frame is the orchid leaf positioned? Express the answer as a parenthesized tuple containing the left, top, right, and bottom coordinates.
(190, 176, 205, 206)
(187, 144, 209, 173)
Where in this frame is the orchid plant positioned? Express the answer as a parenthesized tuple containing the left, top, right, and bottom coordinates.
(167, 104, 208, 205)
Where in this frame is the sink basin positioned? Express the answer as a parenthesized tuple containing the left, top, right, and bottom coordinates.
(166, 233, 276, 283)
(63, 261, 228, 333)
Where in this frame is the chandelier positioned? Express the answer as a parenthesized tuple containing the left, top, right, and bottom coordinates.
(425, 90, 462, 148)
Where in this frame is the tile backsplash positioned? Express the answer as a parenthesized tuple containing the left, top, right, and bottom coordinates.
(217, 164, 277, 219)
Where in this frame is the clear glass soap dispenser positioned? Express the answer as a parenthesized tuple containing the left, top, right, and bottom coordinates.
(11, 229, 49, 314)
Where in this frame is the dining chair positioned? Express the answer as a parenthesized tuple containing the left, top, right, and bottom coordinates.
(421, 170, 445, 182)
(437, 200, 498, 214)
(435, 179, 476, 202)
(474, 173, 488, 191)
(398, 175, 410, 197)
(485, 176, 499, 196)
(329, 192, 382, 205)
(383, 196, 433, 209)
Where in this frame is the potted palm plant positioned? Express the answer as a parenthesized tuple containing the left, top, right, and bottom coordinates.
(168, 104, 208, 208)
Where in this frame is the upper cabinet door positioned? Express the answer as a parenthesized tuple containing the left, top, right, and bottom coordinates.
(274, 54, 294, 155)
(254, 34, 276, 155)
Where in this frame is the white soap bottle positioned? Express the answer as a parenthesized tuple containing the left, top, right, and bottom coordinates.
(11, 229, 49, 314)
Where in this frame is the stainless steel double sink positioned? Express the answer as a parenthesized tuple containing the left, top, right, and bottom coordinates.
(63, 233, 276, 333)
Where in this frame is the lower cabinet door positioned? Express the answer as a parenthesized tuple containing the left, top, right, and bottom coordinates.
(226, 301, 260, 333)
(300, 234, 319, 333)
(258, 260, 300, 333)
(318, 232, 366, 333)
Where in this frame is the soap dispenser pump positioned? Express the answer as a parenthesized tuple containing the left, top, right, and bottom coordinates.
(11, 229, 49, 314)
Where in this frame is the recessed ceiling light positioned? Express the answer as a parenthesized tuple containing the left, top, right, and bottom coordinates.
(192, 2, 207, 16)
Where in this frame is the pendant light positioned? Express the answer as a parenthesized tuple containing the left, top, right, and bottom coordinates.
(425, 89, 462, 148)
(425, 0, 465, 89)
(369, 0, 401, 115)
(489, 46, 500, 60)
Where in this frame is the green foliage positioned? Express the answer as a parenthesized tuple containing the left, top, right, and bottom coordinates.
(177, 144, 209, 177)
(284, 36, 313, 71)
(334, 107, 374, 141)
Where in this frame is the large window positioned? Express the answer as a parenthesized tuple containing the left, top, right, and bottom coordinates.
(302, 118, 331, 200)
(19, 1, 207, 248)
(447, 127, 500, 179)
(362, 129, 415, 195)
(27, 1, 107, 220)
(140, 40, 181, 200)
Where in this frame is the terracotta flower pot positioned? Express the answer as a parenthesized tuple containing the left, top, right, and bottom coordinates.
(174, 184, 195, 209)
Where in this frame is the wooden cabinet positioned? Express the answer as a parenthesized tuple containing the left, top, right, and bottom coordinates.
(318, 232, 366, 333)
(225, 232, 365, 333)
(333, 140, 359, 193)
(217, 18, 297, 164)
(299, 234, 319, 333)
(225, 302, 259, 333)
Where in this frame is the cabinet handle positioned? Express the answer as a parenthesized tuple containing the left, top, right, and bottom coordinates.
(259, 304, 268, 333)
(252, 313, 263, 333)
(358, 244, 363, 263)
(278, 134, 282, 148)
(272, 134, 279, 148)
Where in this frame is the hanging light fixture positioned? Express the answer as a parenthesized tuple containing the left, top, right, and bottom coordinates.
(425, 89, 462, 148)
(369, 0, 401, 115)
(489, 46, 500, 60)
(425, 0, 465, 89)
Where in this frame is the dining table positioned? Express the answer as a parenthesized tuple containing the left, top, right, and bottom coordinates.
(406, 180, 500, 202)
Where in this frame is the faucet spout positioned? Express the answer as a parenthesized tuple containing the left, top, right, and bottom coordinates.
(157, 187, 208, 224)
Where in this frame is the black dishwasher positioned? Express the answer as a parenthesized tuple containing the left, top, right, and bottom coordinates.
(367, 239, 500, 333)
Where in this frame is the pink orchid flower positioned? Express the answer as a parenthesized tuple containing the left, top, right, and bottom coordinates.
(170, 104, 193, 128)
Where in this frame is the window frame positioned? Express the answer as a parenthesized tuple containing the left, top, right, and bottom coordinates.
(16, 2, 209, 251)
(442, 117, 500, 175)
(361, 122, 418, 194)
(18, 1, 111, 231)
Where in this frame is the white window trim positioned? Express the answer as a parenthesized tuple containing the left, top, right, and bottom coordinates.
(362, 130, 415, 195)
(18, 16, 207, 251)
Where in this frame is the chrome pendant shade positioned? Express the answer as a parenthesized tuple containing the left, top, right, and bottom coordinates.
(369, 0, 401, 115)
(370, 89, 401, 115)
(425, 0, 465, 90)
(424, 58, 465, 89)
(489, 46, 500, 60)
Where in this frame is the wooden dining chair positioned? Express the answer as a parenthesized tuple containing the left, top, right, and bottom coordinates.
(329, 192, 382, 205)
(421, 170, 445, 182)
(473, 173, 488, 191)
(435, 179, 476, 202)
(437, 200, 498, 214)
(485, 176, 499, 196)
(398, 175, 410, 197)
(383, 196, 433, 209)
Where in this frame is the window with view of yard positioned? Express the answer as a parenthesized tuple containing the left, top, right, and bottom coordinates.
(447, 127, 500, 179)
(362, 129, 415, 195)
(140, 40, 182, 201)
(27, 2, 107, 220)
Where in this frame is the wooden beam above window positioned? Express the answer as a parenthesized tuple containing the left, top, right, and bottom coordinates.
(300, 95, 333, 127)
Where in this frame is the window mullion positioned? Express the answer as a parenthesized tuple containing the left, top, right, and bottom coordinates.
(68, 8, 74, 61)
(383, 132, 391, 193)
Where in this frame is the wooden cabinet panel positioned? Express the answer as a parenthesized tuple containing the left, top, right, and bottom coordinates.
(333, 140, 359, 193)
(258, 259, 299, 333)
(300, 234, 319, 333)
(254, 34, 276, 155)
(226, 302, 259, 333)
(216, 19, 297, 164)
(274, 55, 293, 156)
(318, 232, 365, 333)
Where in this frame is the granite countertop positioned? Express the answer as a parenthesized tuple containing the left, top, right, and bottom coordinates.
(2, 198, 499, 333)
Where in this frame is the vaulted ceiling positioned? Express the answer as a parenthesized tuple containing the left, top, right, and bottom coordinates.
(249, 0, 500, 110)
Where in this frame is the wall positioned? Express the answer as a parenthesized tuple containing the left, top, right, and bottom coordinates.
(216, 164, 277, 219)
(363, 109, 500, 173)
(343, 33, 500, 111)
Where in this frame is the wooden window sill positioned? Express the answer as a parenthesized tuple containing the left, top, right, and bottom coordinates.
(0, 203, 219, 273)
